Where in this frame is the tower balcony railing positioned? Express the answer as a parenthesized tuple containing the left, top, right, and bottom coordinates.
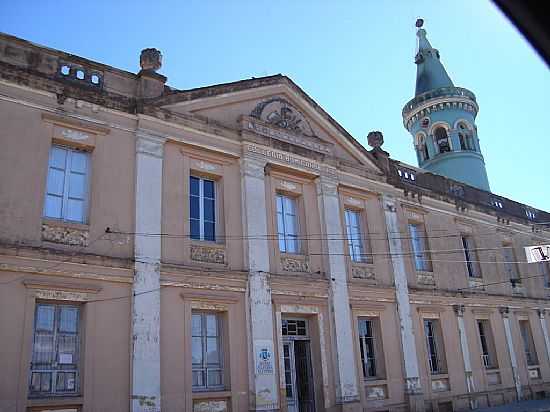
(402, 86, 476, 117)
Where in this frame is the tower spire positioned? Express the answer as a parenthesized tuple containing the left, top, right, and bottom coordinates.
(414, 20, 454, 96)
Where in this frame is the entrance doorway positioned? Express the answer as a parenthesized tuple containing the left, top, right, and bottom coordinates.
(282, 319, 315, 412)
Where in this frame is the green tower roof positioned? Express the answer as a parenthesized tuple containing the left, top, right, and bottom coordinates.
(415, 25, 454, 96)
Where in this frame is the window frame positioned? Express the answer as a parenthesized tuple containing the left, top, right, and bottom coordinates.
(357, 317, 384, 380)
(433, 126, 451, 154)
(276, 193, 300, 254)
(424, 318, 445, 375)
(502, 242, 520, 282)
(29, 302, 81, 398)
(189, 175, 217, 242)
(519, 319, 538, 366)
(477, 319, 498, 369)
(408, 222, 433, 272)
(344, 209, 371, 264)
(43, 145, 90, 224)
(191, 311, 224, 392)
(461, 235, 481, 278)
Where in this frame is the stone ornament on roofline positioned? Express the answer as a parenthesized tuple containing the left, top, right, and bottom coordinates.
(140, 48, 162, 71)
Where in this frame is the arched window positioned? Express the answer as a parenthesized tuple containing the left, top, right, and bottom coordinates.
(458, 123, 475, 151)
(416, 134, 429, 162)
(434, 127, 450, 153)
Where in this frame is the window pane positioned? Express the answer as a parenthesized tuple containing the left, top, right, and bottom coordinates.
(192, 370, 204, 387)
(276, 195, 284, 214)
(190, 219, 200, 240)
(192, 337, 203, 365)
(70, 151, 87, 174)
(284, 196, 296, 215)
(203, 180, 215, 199)
(207, 370, 222, 387)
(40, 372, 51, 392)
(190, 176, 200, 196)
(206, 337, 220, 364)
(358, 319, 367, 337)
(36, 305, 55, 331)
(66, 198, 84, 222)
(56, 371, 77, 392)
(59, 307, 78, 333)
(33, 333, 55, 364)
(190, 196, 200, 220)
(206, 315, 217, 337)
(204, 198, 215, 222)
(286, 236, 298, 253)
(46, 168, 66, 196)
(278, 234, 287, 253)
(44, 195, 63, 219)
(284, 213, 297, 236)
(68, 172, 86, 199)
(192, 314, 202, 336)
(50, 147, 67, 169)
(204, 222, 215, 242)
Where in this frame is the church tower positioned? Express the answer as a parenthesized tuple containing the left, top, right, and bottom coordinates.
(402, 20, 491, 192)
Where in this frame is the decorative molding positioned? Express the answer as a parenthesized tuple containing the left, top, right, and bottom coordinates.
(280, 180, 298, 191)
(196, 160, 219, 172)
(351, 265, 375, 280)
(538, 309, 546, 319)
(41, 222, 89, 247)
(453, 304, 465, 316)
(366, 384, 387, 400)
(190, 245, 226, 265)
(416, 271, 435, 286)
(499, 306, 510, 317)
(281, 257, 310, 273)
(191, 301, 229, 312)
(23, 279, 101, 302)
(431, 377, 450, 392)
(241, 156, 267, 179)
(405, 377, 422, 394)
(345, 197, 362, 207)
(193, 399, 228, 412)
(250, 97, 315, 136)
(61, 128, 90, 141)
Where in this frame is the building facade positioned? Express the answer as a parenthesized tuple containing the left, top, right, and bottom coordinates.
(0, 26, 549, 412)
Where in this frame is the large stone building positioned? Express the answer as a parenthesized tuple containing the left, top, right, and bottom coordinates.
(0, 22, 549, 412)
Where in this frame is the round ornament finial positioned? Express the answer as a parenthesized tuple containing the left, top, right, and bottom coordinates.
(367, 131, 384, 149)
(416, 18, 424, 28)
(140, 48, 162, 72)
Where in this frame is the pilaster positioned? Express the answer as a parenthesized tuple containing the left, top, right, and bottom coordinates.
(382, 196, 424, 410)
(453, 304, 476, 409)
(500, 306, 521, 400)
(241, 156, 279, 411)
(316, 173, 360, 410)
(537, 309, 550, 366)
(132, 131, 166, 412)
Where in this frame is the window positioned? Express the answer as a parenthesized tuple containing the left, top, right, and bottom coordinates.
(44, 146, 90, 223)
(190, 176, 216, 241)
(519, 320, 538, 366)
(29, 303, 80, 397)
(276, 194, 299, 253)
(424, 319, 445, 374)
(358, 318, 384, 379)
(461, 235, 481, 278)
(416, 134, 429, 161)
(282, 319, 307, 336)
(409, 223, 432, 272)
(477, 320, 497, 369)
(434, 127, 450, 153)
(192, 312, 223, 391)
(345, 209, 372, 263)
(502, 243, 520, 282)
(540, 262, 550, 288)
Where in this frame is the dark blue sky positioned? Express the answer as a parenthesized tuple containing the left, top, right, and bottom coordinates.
(2, 0, 549, 210)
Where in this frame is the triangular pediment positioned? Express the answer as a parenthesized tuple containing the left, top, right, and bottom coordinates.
(157, 75, 381, 172)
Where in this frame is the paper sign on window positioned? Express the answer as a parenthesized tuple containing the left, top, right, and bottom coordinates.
(59, 353, 73, 364)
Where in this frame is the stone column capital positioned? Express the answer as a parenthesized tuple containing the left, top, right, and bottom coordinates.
(136, 130, 167, 158)
(499, 306, 510, 317)
(453, 304, 466, 316)
(241, 156, 267, 179)
(538, 308, 546, 319)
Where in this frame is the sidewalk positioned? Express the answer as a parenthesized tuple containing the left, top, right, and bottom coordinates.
(473, 399, 550, 412)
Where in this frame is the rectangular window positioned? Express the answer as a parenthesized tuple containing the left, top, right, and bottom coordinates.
(424, 319, 445, 374)
(462, 235, 481, 278)
(502, 243, 520, 281)
(29, 303, 80, 397)
(539, 262, 550, 288)
(190, 176, 216, 241)
(519, 320, 538, 366)
(358, 318, 384, 379)
(192, 312, 223, 391)
(44, 146, 89, 223)
(409, 223, 432, 272)
(345, 210, 372, 263)
(477, 320, 497, 369)
(276, 194, 299, 253)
